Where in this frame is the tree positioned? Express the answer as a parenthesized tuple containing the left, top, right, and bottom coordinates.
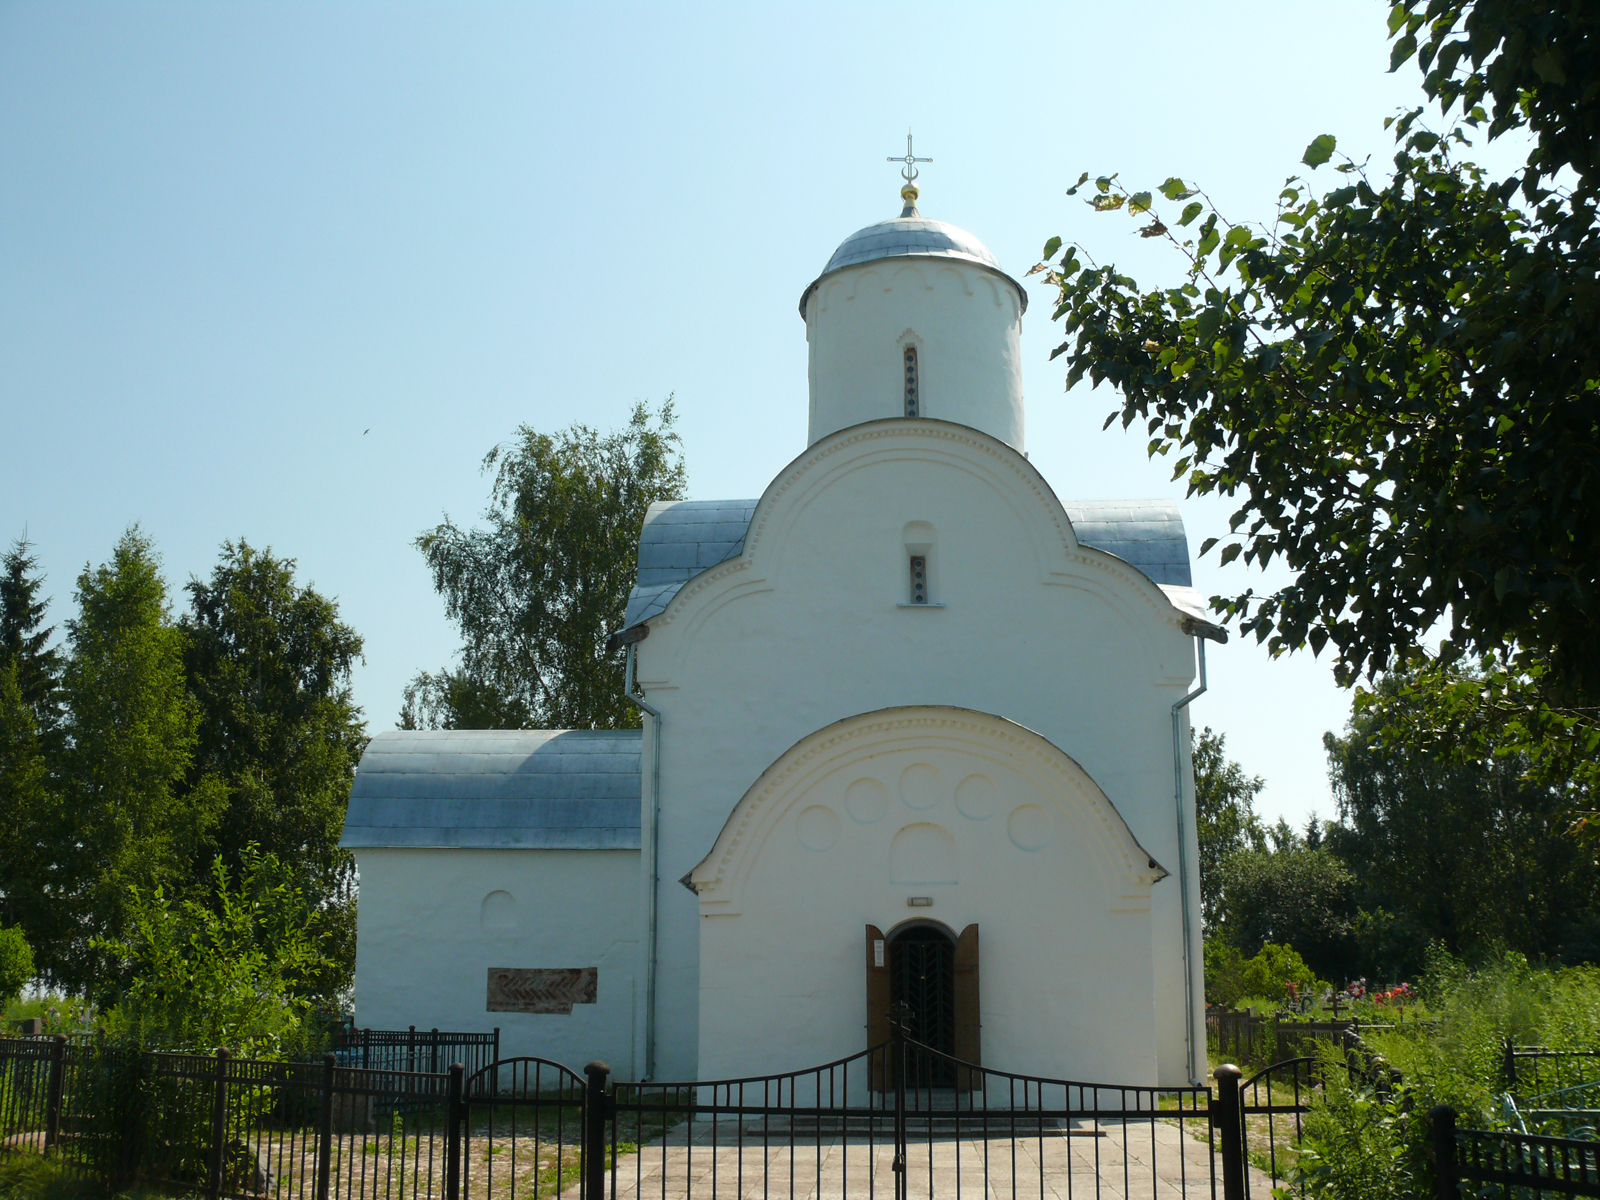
(93, 847, 332, 1057)
(0, 924, 33, 1005)
(0, 658, 63, 962)
(1212, 820, 1355, 980)
(405, 399, 687, 730)
(1393, 1, 1600, 206)
(0, 537, 62, 732)
(1035, 2, 1600, 791)
(1192, 726, 1266, 932)
(1325, 663, 1600, 978)
(52, 529, 221, 993)
(181, 540, 366, 993)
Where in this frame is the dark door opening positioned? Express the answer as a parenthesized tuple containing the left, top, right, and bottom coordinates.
(889, 924, 956, 1087)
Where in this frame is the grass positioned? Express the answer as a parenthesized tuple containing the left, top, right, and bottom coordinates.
(0, 1154, 160, 1200)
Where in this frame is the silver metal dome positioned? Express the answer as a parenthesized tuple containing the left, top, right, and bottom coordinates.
(799, 210, 1028, 319)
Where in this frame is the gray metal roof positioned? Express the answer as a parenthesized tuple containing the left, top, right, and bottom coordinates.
(618, 497, 1192, 637)
(799, 210, 1028, 319)
(341, 729, 641, 850)
(623, 498, 758, 628)
(1062, 500, 1192, 588)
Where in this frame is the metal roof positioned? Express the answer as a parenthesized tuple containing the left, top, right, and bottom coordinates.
(341, 729, 641, 850)
(1061, 500, 1193, 589)
(617, 497, 1194, 638)
(799, 211, 1028, 319)
(623, 498, 758, 629)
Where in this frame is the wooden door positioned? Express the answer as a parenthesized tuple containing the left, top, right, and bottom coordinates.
(866, 925, 889, 1089)
(953, 923, 980, 1091)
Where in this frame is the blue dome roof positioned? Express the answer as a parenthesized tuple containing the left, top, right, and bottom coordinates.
(800, 211, 1028, 318)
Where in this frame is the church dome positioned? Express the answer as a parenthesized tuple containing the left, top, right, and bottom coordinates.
(801, 189, 1029, 452)
(799, 214, 1028, 319)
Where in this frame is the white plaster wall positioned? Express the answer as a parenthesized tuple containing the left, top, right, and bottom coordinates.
(691, 711, 1158, 1086)
(635, 421, 1203, 1085)
(351, 848, 643, 1076)
(806, 260, 1024, 451)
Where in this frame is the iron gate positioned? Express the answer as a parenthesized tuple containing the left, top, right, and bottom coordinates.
(460, 1020, 1231, 1199)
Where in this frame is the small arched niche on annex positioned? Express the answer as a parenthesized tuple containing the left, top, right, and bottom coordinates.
(480, 889, 518, 931)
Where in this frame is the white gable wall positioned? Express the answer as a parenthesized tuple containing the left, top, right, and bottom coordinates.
(634, 420, 1203, 1085)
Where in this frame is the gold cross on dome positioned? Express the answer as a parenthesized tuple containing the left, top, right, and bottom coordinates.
(888, 131, 931, 186)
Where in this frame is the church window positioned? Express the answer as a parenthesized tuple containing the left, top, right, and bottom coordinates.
(903, 345, 919, 417)
(909, 555, 928, 604)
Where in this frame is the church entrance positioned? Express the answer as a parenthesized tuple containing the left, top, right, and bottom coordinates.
(890, 925, 956, 1085)
(866, 921, 979, 1090)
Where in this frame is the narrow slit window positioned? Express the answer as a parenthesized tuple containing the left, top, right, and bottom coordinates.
(903, 346, 919, 417)
(909, 555, 928, 604)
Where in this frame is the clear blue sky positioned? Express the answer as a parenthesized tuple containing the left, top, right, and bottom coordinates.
(0, 1, 1511, 827)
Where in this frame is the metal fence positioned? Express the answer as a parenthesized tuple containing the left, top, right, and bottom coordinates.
(2, 1028, 1318, 1200)
(331, 1027, 500, 1078)
(1432, 1104, 1600, 1198)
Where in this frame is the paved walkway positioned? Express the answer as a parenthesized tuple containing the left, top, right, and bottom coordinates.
(609, 1118, 1273, 1199)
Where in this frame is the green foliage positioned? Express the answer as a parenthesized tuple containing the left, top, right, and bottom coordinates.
(1326, 662, 1600, 979)
(1241, 942, 1321, 1003)
(1212, 821, 1355, 979)
(0, 1151, 161, 1200)
(48, 529, 223, 994)
(0, 537, 63, 732)
(1289, 951, 1600, 1198)
(181, 539, 365, 997)
(1039, 0, 1600, 802)
(93, 847, 332, 1057)
(3, 990, 93, 1033)
(1390, 0, 1600, 205)
(1192, 726, 1265, 931)
(1203, 936, 1248, 1007)
(0, 923, 34, 1002)
(0, 655, 58, 943)
(404, 398, 687, 730)
(1291, 1052, 1426, 1200)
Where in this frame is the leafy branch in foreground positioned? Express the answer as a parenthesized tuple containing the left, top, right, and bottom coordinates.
(1037, 126, 1597, 807)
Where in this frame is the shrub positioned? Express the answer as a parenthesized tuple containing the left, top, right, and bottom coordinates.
(1242, 942, 1321, 1004)
(92, 846, 332, 1058)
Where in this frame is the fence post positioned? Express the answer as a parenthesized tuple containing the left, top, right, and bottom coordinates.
(316, 1051, 336, 1200)
(1429, 1105, 1458, 1200)
(493, 1027, 500, 1066)
(583, 1061, 610, 1200)
(431, 1027, 440, 1074)
(362, 1028, 370, 1071)
(1213, 1063, 1245, 1200)
(1502, 1037, 1516, 1090)
(43, 1034, 66, 1151)
(446, 1062, 465, 1200)
(407, 1025, 416, 1073)
(206, 1047, 231, 1200)
(890, 1000, 909, 1200)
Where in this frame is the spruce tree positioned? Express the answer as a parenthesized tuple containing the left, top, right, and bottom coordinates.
(0, 537, 62, 731)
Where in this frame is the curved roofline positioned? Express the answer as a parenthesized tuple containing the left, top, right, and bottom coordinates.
(799, 255, 1028, 320)
(612, 418, 1226, 647)
(688, 704, 1168, 907)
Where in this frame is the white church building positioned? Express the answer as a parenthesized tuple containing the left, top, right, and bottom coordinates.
(342, 167, 1224, 1089)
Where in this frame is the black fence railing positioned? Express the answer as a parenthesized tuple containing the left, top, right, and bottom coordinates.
(3, 1028, 1319, 1200)
(1206, 1007, 1403, 1071)
(330, 1025, 499, 1077)
(1432, 1104, 1600, 1198)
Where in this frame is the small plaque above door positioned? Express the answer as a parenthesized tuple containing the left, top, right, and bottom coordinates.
(486, 967, 597, 1015)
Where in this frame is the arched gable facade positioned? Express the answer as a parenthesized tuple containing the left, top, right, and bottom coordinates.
(690, 706, 1165, 1086)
